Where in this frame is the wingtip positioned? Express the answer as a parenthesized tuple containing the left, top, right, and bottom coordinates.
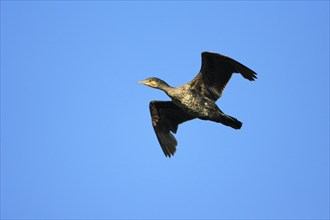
(244, 68, 257, 81)
(250, 73, 258, 81)
(164, 143, 176, 158)
(165, 153, 174, 158)
(163, 149, 175, 158)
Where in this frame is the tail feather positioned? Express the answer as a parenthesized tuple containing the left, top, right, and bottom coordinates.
(219, 114, 242, 129)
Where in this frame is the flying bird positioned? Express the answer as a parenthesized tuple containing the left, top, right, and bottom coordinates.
(138, 52, 257, 157)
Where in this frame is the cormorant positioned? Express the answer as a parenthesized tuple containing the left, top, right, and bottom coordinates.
(138, 52, 257, 157)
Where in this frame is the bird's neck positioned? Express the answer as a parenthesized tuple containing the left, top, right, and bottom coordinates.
(158, 82, 174, 95)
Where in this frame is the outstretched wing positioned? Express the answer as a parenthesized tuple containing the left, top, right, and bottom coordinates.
(149, 101, 195, 157)
(189, 52, 257, 101)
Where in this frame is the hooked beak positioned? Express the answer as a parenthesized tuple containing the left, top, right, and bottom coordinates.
(138, 79, 150, 86)
(138, 80, 146, 85)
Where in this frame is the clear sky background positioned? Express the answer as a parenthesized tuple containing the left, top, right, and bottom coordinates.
(1, 1, 329, 219)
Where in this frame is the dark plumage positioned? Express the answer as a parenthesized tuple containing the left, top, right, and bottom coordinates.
(138, 52, 257, 157)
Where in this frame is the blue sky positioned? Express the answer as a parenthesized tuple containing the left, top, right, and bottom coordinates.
(1, 1, 329, 219)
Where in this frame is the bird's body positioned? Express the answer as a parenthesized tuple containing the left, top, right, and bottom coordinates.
(165, 83, 221, 120)
(138, 52, 257, 157)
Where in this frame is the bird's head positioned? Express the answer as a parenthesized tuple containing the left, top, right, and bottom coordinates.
(138, 77, 168, 89)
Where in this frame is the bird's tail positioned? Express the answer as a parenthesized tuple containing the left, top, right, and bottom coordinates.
(217, 113, 242, 129)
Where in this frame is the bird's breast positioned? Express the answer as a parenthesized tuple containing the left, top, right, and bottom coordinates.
(171, 91, 217, 118)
